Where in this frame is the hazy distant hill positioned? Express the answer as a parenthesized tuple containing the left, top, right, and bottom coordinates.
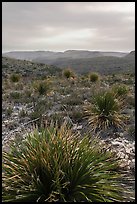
(124, 51, 135, 60)
(32, 51, 134, 75)
(3, 50, 127, 61)
(2, 50, 134, 75)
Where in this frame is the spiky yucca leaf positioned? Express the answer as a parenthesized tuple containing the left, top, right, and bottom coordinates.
(85, 91, 127, 130)
(3, 123, 129, 202)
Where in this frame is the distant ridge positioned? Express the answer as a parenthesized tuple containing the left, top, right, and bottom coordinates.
(2, 50, 128, 61)
(2, 50, 135, 75)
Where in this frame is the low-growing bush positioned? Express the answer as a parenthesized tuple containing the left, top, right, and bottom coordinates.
(10, 91, 22, 100)
(33, 80, 50, 95)
(89, 72, 99, 82)
(2, 123, 128, 202)
(10, 73, 20, 83)
(69, 109, 84, 122)
(62, 69, 75, 79)
(112, 84, 129, 97)
(84, 91, 126, 130)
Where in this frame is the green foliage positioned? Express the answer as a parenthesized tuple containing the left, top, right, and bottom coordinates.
(89, 72, 99, 82)
(10, 73, 20, 82)
(10, 91, 22, 100)
(33, 80, 50, 95)
(69, 109, 84, 122)
(63, 69, 75, 79)
(85, 91, 126, 130)
(112, 84, 129, 97)
(2, 123, 128, 202)
(30, 110, 42, 120)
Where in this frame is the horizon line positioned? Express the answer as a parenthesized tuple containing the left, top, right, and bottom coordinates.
(2, 49, 133, 54)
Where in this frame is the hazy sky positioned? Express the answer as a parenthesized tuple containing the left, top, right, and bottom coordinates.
(2, 2, 135, 52)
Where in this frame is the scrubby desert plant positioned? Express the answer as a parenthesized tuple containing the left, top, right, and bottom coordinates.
(63, 69, 75, 79)
(10, 91, 22, 100)
(10, 73, 20, 83)
(112, 84, 129, 97)
(89, 72, 99, 82)
(85, 91, 126, 130)
(2, 122, 129, 202)
(33, 80, 50, 95)
(69, 109, 84, 122)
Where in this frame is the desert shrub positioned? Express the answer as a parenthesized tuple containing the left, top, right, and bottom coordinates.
(10, 73, 20, 82)
(10, 91, 22, 100)
(112, 84, 129, 97)
(33, 80, 50, 95)
(62, 69, 75, 79)
(69, 109, 84, 122)
(2, 123, 128, 202)
(84, 91, 126, 130)
(29, 110, 42, 120)
(89, 72, 99, 82)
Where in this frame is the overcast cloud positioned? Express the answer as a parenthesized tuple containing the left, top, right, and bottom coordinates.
(2, 2, 135, 52)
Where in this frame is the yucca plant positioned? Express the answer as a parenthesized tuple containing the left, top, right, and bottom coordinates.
(63, 69, 75, 79)
(89, 72, 99, 82)
(84, 91, 126, 131)
(112, 84, 129, 97)
(3, 122, 129, 202)
(10, 73, 20, 83)
(33, 80, 50, 95)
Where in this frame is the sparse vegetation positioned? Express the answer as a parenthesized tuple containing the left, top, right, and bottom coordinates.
(63, 68, 75, 79)
(10, 91, 22, 100)
(10, 73, 20, 82)
(2, 56, 135, 202)
(85, 91, 126, 130)
(2, 122, 128, 202)
(112, 84, 129, 97)
(89, 72, 99, 82)
(33, 80, 50, 95)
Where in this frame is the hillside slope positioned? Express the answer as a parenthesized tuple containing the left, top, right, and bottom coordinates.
(3, 50, 127, 61)
(2, 57, 62, 78)
(33, 55, 135, 75)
